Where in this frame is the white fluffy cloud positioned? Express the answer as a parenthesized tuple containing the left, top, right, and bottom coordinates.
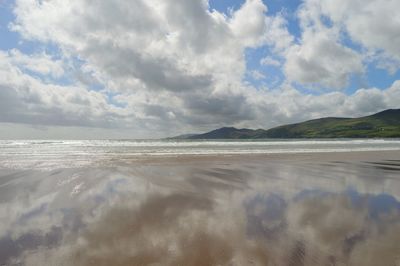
(260, 56, 281, 67)
(0, 0, 398, 137)
(284, 28, 364, 89)
(229, 0, 268, 47)
(0, 50, 127, 128)
(264, 14, 294, 53)
(278, 0, 366, 90)
(8, 49, 64, 78)
(318, 0, 400, 62)
(284, 0, 400, 87)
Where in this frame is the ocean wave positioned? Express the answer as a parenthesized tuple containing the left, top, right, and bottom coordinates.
(1, 139, 400, 170)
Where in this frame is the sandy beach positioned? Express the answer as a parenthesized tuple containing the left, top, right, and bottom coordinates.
(1, 150, 400, 265)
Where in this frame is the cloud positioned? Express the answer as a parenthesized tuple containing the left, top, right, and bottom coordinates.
(260, 56, 281, 67)
(284, 28, 364, 89)
(229, 0, 268, 47)
(284, 0, 400, 88)
(278, 0, 365, 90)
(318, 0, 400, 64)
(0, 0, 398, 138)
(249, 70, 266, 80)
(264, 13, 294, 53)
(1, 43, 399, 137)
(8, 49, 64, 78)
(0, 50, 127, 128)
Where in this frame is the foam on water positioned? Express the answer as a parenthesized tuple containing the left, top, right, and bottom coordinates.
(1, 139, 400, 170)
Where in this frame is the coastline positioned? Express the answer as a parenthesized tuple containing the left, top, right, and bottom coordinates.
(115, 149, 400, 165)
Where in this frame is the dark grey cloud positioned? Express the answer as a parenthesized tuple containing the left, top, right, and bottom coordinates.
(84, 44, 212, 93)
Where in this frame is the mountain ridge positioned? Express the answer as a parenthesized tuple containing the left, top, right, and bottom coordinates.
(171, 109, 400, 139)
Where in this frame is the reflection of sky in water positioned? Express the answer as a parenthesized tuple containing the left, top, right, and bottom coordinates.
(0, 156, 399, 265)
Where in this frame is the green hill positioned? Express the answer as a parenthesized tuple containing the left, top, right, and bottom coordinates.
(261, 109, 400, 138)
(173, 109, 400, 139)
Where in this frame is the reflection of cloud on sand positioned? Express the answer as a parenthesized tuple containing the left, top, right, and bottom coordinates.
(21, 193, 271, 266)
(350, 223, 400, 266)
(2, 155, 400, 265)
(21, 190, 400, 266)
(285, 192, 400, 265)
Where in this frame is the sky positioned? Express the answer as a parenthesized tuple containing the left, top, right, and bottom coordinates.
(0, 0, 400, 139)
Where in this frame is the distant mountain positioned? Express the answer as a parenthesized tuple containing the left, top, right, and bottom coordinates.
(187, 127, 264, 139)
(171, 133, 198, 139)
(171, 109, 400, 139)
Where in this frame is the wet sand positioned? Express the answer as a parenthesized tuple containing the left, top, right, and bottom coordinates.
(1, 150, 400, 265)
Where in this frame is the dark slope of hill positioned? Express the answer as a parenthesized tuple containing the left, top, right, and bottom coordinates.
(171, 109, 400, 139)
(187, 127, 264, 139)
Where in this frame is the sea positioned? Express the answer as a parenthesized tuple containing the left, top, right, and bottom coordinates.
(0, 138, 400, 170)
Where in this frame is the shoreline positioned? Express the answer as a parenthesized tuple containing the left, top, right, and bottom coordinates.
(1, 149, 399, 171)
(122, 149, 400, 165)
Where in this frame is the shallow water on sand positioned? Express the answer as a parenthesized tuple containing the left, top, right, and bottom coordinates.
(1, 152, 400, 265)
